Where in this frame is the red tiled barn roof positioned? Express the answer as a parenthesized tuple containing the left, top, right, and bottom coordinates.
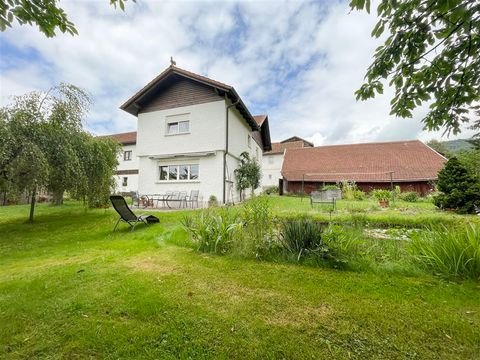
(266, 136, 314, 155)
(282, 140, 446, 182)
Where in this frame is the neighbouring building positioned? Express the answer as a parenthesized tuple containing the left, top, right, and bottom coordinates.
(262, 136, 313, 188)
(105, 64, 271, 205)
(106, 131, 138, 193)
(281, 140, 447, 195)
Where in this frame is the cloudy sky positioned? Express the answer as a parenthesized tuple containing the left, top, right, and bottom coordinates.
(0, 0, 474, 145)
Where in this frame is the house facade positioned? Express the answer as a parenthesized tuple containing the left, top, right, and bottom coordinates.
(281, 140, 447, 196)
(262, 137, 313, 188)
(108, 64, 271, 205)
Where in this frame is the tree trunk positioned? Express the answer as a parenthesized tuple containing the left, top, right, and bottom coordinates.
(51, 189, 64, 206)
(29, 186, 36, 222)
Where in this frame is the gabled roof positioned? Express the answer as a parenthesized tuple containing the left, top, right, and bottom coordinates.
(120, 65, 259, 131)
(98, 131, 137, 145)
(266, 135, 313, 155)
(282, 140, 446, 182)
(281, 136, 314, 147)
(252, 114, 272, 151)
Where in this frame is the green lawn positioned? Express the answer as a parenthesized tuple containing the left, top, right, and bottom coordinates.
(1, 201, 479, 359)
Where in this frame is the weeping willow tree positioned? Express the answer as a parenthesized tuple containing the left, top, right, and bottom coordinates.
(0, 84, 120, 221)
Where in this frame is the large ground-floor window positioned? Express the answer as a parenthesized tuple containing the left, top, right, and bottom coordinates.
(159, 164, 199, 181)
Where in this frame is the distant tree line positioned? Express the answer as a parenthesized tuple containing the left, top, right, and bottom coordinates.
(0, 84, 120, 221)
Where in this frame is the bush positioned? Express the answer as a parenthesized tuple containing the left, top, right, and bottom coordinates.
(238, 196, 276, 258)
(263, 186, 279, 195)
(353, 189, 366, 200)
(340, 180, 357, 200)
(182, 208, 241, 254)
(399, 191, 419, 202)
(371, 189, 392, 201)
(409, 224, 480, 279)
(279, 218, 328, 261)
(320, 184, 340, 191)
(433, 157, 480, 214)
(208, 195, 218, 208)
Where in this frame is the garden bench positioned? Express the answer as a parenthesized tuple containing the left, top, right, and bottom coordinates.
(310, 191, 336, 211)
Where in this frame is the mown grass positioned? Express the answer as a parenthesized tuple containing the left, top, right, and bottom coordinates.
(268, 195, 480, 227)
(0, 201, 479, 359)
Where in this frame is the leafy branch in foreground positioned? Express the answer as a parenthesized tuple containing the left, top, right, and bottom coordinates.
(0, 0, 135, 37)
(350, 0, 480, 136)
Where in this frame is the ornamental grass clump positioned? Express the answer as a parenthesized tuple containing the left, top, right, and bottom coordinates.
(279, 218, 327, 261)
(182, 208, 242, 254)
(409, 224, 480, 279)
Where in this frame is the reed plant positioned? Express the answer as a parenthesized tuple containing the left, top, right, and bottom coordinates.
(409, 224, 480, 279)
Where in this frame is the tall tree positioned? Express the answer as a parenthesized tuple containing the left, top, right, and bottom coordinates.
(0, 85, 119, 221)
(350, 0, 480, 136)
(0, 0, 134, 37)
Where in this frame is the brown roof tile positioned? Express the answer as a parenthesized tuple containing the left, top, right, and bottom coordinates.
(282, 140, 446, 182)
(266, 138, 312, 155)
(99, 131, 137, 145)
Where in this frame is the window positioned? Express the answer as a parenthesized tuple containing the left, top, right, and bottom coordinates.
(248, 135, 251, 148)
(159, 164, 199, 181)
(166, 113, 190, 135)
(124, 150, 132, 161)
(122, 177, 128, 186)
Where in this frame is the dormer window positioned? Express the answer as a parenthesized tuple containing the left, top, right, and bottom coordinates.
(166, 113, 190, 135)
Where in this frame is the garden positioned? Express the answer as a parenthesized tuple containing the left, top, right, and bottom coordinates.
(1, 193, 479, 359)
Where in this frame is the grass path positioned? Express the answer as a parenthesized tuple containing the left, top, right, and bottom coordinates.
(0, 202, 479, 359)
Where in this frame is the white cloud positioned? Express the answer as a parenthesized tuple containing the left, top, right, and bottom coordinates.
(0, 0, 474, 143)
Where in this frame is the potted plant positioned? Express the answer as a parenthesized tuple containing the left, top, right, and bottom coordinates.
(372, 189, 392, 208)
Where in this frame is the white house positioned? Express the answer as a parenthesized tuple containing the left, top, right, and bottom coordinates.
(106, 64, 271, 205)
(262, 136, 313, 187)
(106, 131, 138, 193)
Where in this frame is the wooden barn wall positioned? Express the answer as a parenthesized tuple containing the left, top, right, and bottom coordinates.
(285, 181, 435, 196)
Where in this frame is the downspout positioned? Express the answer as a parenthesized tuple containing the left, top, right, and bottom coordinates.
(223, 98, 240, 204)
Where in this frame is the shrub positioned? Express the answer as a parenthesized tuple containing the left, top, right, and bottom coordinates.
(182, 208, 241, 254)
(238, 196, 277, 258)
(409, 224, 480, 279)
(340, 180, 357, 200)
(208, 195, 218, 208)
(433, 157, 480, 214)
(320, 184, 340, 191)
(399, 191, 419, 202)
(372, 189, 392, 201)
(279, 218, 328, 261)
(263, 186, 279, 195)
(353, 189, 366, 200)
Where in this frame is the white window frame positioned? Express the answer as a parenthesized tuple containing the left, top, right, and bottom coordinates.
(124, 150, 132, 161)
(158, 164, 199, 182)
(166, 113, 190, 136)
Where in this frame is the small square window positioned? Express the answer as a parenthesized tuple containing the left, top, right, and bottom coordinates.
(122, 177, 128, 186)
(167, 122, 179, 134)
(179, 120, 190, 133)
(124, 150, 132, 161)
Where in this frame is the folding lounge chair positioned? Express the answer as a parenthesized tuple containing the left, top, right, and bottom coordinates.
(110, 195, 149, 231)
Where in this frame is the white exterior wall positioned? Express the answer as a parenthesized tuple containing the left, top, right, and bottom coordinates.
(262, 152, 284, 188)
(227, 105, 263, 201)
(115, 144, 139, 193)
(136, 101, 227, 204)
